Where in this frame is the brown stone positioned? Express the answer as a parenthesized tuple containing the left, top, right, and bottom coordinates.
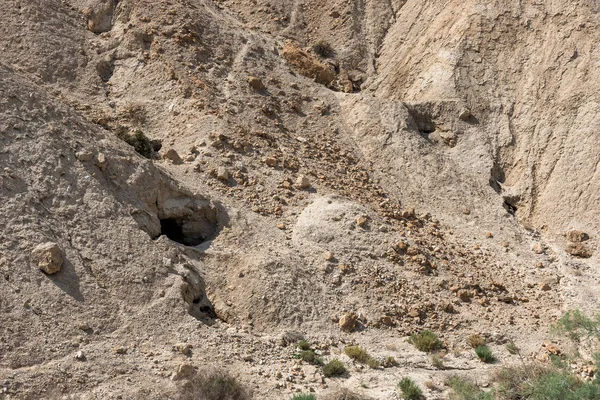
(31, 242, 63, 274)
(339, 311, 359, 332)
(567, 230, 589, 243)
(248, 76, 265, 90)
(566, 243, 592, 258)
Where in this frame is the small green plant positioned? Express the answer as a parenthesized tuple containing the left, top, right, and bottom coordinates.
(297, 340, 311, 351)
(446, 375, 491, 400)
(344, 346, 370, 363)
(292, 394, 316, 400)
(410, 330, 443, 353)
(554, 309, 600, 342)
(116, 130, 153, 158)
(366, 357, 380, 369)
(312, 40, 334, 58)
(398, 377, 424, 400)
(322, 359, 347, 377)
(299, 350, 323, 366)
(505, 341, 519, 355)
(475, 345, 496, 363)
(467, 334, 485, 349)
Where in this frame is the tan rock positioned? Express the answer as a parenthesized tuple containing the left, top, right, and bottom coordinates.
(281, 42, 336, 86)
(217, 167, 229, 181)
(339, 311, 359, 332)
(76, 150, 94, 162)
(356, 215, 367, 227)
(458, 290, 472, 302)
(323, 251, 334, 261)
(248, 76, 265, 91)
(264, 156, 278, 167)
(31, 242, 63, 274)
(172, 363, 195, 381)
(163, 148, 183, 164)
(173, 343, 192, 356)
(95, 152, 108, 171)
(295, 175, 310, 189)
(567, 230, 589, 243)
(566, 243, 592, 258)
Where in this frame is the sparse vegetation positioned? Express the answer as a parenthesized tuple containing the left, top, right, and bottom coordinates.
(505, 341, 519, 355)
(383, 356, 397, 367)
(292, 394, 316, 400)
(322, 389, 366, 400)
(467, 334, 485, 349)
(120, 102, 147, 125)
(410, 330, 443, 353)
(344, 345, 370, 363)
(366, 357, 380, 369)
(116, 130, 154, 158)
(344, 345, 379, 368)
(299, 350, 323, 366)
(446, 375, 491, 400)
(398, 377, 424, 400)
(312, 40, 334, 58)
(298, 340, 311, 351)
(475, 345, 496, 363)
(322, 359, 347, 377)
(177, 369, 251, 400)
(494, 364, 600, 400)
(431, 352, 445, 369)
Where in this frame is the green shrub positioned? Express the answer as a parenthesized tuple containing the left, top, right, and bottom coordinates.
(322, 359, 347, 377)
(410, 330, 443, 353)
(116, 130, 153, 158)
(446, 375, 491, 400)
(298, 340, 311, 351)
(475, 345, 496, 363)
(344, 346, 370, 363)
(292, 394, 316, 400)
(366, 357, 380, 369)
(299, 350, 323, 366)
(495, 366, 600, 400)
(398, 377, 424, 400)
(554, 309, 600, 342)
(177, 369, 251, 400)
(505, 341, 519, 355)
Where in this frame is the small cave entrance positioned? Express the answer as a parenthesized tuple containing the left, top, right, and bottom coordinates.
(158, 214, 216, 246)
(406, 104, 437, 138)
(160, 218, 187, 245)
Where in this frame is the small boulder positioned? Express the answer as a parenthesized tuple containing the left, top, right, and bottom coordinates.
(567, 230, 589, 243)
(95, 153, 108, 171)
(566, 243, 592, 258)
(295, 175, 310, 189)
(217, 167, 229, 181)
(75, 351, 86, 361)
(339, 311, 359, 332)
(76, 150, 94, 162)
(163, 149, 183, 164)
(356, 215, 368, 228)
(458, 107, 473, 121)
(248, 76, 266, 91)
(31, 242, 63, 274)
(172, 363, 196, 381)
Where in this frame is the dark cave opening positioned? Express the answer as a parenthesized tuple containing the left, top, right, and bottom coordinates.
(159, 218, 206, 246)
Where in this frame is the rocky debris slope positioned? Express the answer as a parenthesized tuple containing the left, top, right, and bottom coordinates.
(0, 0, 599, 399)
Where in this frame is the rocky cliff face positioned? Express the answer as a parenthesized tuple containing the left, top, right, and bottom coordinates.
(1, 1, 598, 399)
